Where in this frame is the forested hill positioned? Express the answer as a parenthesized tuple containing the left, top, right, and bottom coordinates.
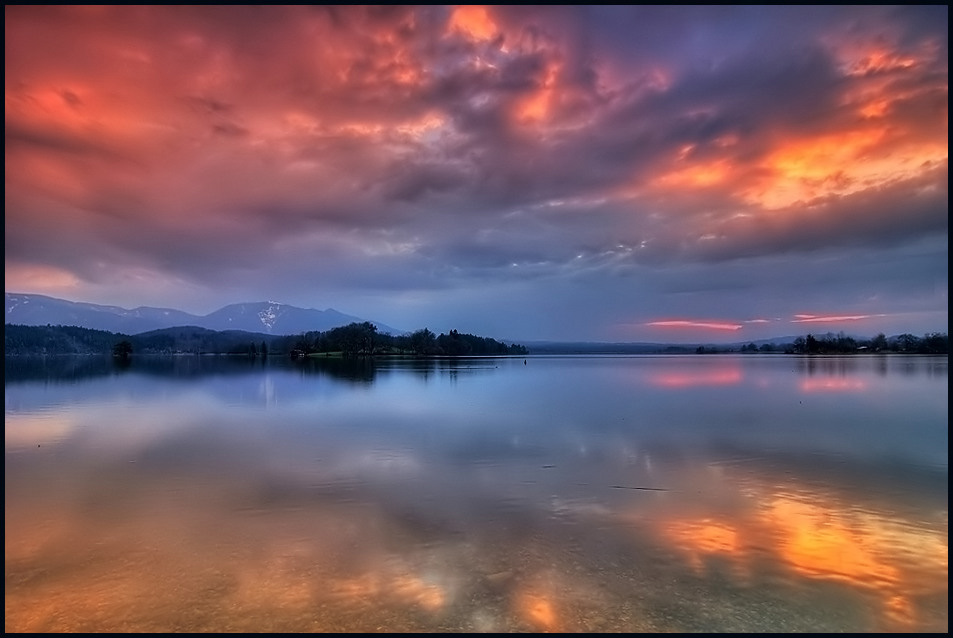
(4, 324, 270, 356)
(4, 323, 529, 357)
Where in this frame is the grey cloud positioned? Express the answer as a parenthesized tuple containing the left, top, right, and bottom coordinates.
(5, 5, 946, 341)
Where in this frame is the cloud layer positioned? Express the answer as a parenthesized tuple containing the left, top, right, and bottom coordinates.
(5, 5, 948, 341)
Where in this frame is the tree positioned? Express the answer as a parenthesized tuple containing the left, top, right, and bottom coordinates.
(896, 334, 918, 353)
(835, 331, 856, 352)
(871, 333, 888, 352)
(410, 328, 436, 355)
(805, 334, 819, 354)
(437, 329, 472, 355)
(921, 332, 948, 354)
(112, 340, 133, 359)
(331, 322, 378, 356)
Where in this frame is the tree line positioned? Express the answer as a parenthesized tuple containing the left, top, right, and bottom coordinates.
(5, 323, 945, 357)
(4, 322, 529, 357)
(722, 331, 948, 355)
(788, 331, 948, 354)
(276, 323, 528, 357)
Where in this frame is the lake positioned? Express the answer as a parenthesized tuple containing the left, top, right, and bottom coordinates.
(4, 354, 948, 632)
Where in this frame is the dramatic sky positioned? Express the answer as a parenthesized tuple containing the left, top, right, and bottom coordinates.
(5, 6, 948, 342)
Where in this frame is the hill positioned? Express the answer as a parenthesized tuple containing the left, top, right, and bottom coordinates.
(5, 292, 404, 336)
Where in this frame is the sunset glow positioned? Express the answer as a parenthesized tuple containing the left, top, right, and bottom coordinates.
(4, 5, 946, 342)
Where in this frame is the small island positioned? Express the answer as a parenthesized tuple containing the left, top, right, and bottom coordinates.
(285, 323, 528, 358)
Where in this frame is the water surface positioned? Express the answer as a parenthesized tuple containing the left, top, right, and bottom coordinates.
(5, 354, 948, 632)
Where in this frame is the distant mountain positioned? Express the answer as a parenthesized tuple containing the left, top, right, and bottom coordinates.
(4, 293, 197, 334)
(5, 293, 404, 336)
(197, 301, 402, 335)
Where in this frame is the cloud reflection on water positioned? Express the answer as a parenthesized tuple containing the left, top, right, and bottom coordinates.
(651, 471, 947, 631)
(4, 354, 946, 632)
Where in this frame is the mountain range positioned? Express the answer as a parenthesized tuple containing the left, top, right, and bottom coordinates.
(5, 292, 405, 336)
(7, 292, 937, 352)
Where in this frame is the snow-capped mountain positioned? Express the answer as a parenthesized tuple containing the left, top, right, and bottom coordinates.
(4, 293, 404, 336)
(198, 301, 399, 334)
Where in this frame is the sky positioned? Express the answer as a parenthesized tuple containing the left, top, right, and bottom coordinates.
(5, 5, 948, 343)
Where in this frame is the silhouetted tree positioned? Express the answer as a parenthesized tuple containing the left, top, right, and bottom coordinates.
(921, 332, 948, 354)
(871, 333, 888, 352)
(410, 328, 437, 355)
(112, 340, 133, 360)
(895, 334, 918, 353)
(805, 334, 819, 354)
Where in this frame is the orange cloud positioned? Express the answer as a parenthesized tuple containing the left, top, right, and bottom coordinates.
(4, 264, 82, 295)
(516, 62, 560, 124)
(654, 158, 735, 189)
(833, 43, 920, 77)
(448, 5, 498, 42)
(639, 30, 945, 214)
(646, 320, 743, 331)
(792, 314, 880, 323)
(746, 125, 946, 211)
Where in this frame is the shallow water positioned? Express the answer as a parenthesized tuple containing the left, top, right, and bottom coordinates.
(5, 354, 948, 632)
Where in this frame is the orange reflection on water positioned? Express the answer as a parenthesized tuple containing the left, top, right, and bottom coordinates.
(668, 519, 740, 557)
(330, 570, 447, 612)
(665, 518, 754, 584)
(767, 496, 899, 586)
(766, 493, 947, 627)
(648, 368, 743, 388)
(799, 377, 867, 393)
(655, 481, 947, 630)
(4, 413, 77, 447)
(515, 590, 559, 631)
(392, 574, 446, 611)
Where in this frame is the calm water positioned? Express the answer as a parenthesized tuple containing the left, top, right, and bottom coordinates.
(5, 354, 948, 633)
